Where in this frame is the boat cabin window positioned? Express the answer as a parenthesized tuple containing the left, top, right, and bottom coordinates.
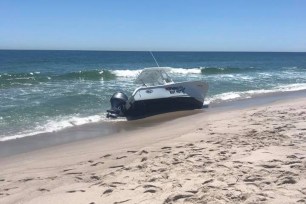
(134, 68, 173, 86)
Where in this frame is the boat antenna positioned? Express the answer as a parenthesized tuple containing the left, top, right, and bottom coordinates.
(150, 51, 160, 67)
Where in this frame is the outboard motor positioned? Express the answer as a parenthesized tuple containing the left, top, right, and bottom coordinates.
(106, 92, 128, 118)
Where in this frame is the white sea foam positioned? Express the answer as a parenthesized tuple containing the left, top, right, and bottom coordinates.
(0, 114, 119, 142)
(258, 72, 272, 77)
(206, 92, 243, 103)
(112, 69, 142, 77)
(238, 75, 254, 80)
(283, 66, 297, 70)
(168, 68, 201, 74)
(207, 83, 306, 103)
(277, 83, 306, 92)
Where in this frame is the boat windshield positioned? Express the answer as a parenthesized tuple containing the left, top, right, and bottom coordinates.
(134, 68, 173, 86)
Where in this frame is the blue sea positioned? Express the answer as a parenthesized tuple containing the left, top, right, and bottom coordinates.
(1, 50, 306, 141)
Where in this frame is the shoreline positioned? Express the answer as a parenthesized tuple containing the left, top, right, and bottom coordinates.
(1, 89, 306, 158)
(0, 91, 306, 203)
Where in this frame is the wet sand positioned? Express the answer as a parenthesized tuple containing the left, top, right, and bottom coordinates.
(1, 95, 306, 203)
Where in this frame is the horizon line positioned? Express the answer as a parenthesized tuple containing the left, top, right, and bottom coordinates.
(1, 49, 306, 53)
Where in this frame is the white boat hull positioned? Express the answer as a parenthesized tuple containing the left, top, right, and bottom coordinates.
(124, 81, 208, 118)
(106, 67, 209, 119)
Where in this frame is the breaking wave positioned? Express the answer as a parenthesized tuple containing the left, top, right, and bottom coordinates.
(0, 67, 204, 88)
(0, 66, 263, 89)
(111, 67, 251, 77)
(58, 70, 116, 80)
(206, 83, 306, 103)
(200, 67, 251, 75)
(0, 70, 116, 88)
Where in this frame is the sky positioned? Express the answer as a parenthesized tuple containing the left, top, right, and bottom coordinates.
(0, 0, 305, 51)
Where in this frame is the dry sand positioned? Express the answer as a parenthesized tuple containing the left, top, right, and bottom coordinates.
(1, 97, 306, 204)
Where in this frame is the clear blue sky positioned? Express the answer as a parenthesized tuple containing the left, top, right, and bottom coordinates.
(0, 0, 305, 51)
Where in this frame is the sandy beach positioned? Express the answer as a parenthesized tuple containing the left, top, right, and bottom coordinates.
(1, 96, 306, 204)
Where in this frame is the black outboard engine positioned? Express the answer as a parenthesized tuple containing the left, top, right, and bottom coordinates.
(106, 92, 128, 118)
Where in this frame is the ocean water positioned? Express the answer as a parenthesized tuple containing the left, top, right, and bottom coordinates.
(1, 50, 306, 141)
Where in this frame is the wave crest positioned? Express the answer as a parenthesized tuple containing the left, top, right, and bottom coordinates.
(207, 83, 306, 103)
(58, 70, 116, 80)
(0, 70, 116, 88)
(200, 67, 245, 75)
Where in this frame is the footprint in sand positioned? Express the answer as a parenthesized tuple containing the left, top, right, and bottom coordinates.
(276, 176, 297, 185)
(66, 190, 85, 193)
(38, 188, 50, 192)
(161, 146, 172, 150)
(186, 143, 195, 147)
(144, 189, 156, 193)
(127, 150, 137, 153)
(46, 176, 57, 180)
(185, 153, 202, 159)
(141, 157, 147, 162)
(103, 189, 113, 195)
(75, 176, 83, 180)
(202, 179, 214, 185)
(101, 154, 112, 158)
(186, 190, 198, 194)
(116, 156, 127, 160)
(90, 175, 100, 180)
(147, 177, 158, 182)
(172, 160, 183, 165)
(192, 147, 205, 151)
(62, 168, 74, 172)
(284, 160, 302, 165)
(114, 199, 131, 204)
(2, 187, 18, 192)
(243, 175, 263, 183)
(143, 184, 161, 191)
(139, 150, 148, 155)
(219, 150, 228, 155)
(64, 172, 83, 175)
(164, 194, 193, 203)
(19, 178, 34, 182)
(90, 161, 104, 167)
(109, 165, 125, 169)
(260, 164, 279, 169)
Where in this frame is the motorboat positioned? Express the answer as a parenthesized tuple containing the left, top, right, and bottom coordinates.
(106, 67, 209, 119)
